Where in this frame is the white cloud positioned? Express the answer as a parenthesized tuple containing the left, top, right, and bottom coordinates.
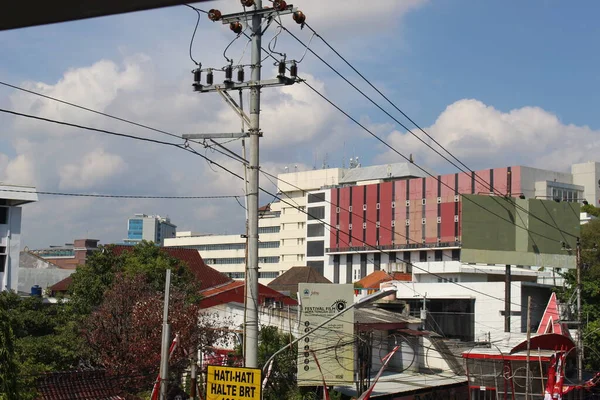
(59, 148, 127, 190)
(377, 99, 600, 172)
(3, 154, 36, 185)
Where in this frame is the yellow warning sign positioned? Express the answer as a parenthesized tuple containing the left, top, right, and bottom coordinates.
(206, 365, 261, 400)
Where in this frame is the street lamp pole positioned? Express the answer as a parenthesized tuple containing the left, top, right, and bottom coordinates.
(261, 288, 396, 374)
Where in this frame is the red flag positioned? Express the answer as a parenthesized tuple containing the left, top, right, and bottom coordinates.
(151, 334, 180, 400)
(310, 351, 331, 400)
(357, 345, 401, 400)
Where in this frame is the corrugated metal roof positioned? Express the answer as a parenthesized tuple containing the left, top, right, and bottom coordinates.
(339, 163, 434, 184)
(355, 305, 420, 325)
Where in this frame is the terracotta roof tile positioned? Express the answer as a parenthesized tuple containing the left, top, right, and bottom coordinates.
(200, 281, 297, 309)
(267, 266, 331, 294)
(51, 246, 232, 293)
(357, 270, 411, 289)
(36, 370, 126, 400)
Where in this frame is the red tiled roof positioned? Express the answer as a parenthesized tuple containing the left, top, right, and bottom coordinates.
(36, 370, 126, 400)
(200, 280, 297, 309)
(110, 245, 232, 291)
(49, 276, 73, 292)
(357, 270, 411, 289)
(267, 266, 331, 294)
(50, 246, 232, 293)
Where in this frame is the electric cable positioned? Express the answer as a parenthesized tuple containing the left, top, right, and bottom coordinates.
(183, 4, 207, 65)
(0, 188, 239, 200)
(280, 20, 578, 240)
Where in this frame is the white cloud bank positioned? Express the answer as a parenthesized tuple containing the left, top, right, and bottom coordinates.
(377, 99, 600, 172)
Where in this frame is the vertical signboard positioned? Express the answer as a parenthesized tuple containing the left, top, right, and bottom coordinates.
(297, 283, 354, 386)
(206, 365, 261, 400)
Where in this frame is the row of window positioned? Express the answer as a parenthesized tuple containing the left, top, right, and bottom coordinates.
(205, 256, 280, 265)
(338, 216, 459, 230)
(176, 241, 280, 251)
(259, 226, 280, 234)
(550, 187, 582, 203)
(225, 271, 280, 279)
(335, 196, 461, 213)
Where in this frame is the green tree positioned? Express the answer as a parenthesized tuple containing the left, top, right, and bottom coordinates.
(0, 307, 18, 400)
(69, 241, 199, 315)
(560, 219, 600, 368)
(582, 203, 600, 218)
(256, 326, 299, 400)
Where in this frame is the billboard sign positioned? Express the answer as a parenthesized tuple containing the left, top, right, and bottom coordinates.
(206, 365, 261, 400)
(461, 195, 579, 269)
(297, 283, 354, 386)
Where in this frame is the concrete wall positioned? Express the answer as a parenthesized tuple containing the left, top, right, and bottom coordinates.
(1, 207, 22, 291)
(572, 161, 600, 206)
(393, 280, 529, 342)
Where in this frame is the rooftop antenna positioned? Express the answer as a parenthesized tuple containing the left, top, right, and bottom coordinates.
(322, 153, 329, 169)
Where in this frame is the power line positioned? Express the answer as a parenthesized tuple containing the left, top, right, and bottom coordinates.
(280, 20, 577, 238)
(0, 188, 239, 200)
(2, 106, 529, 309)
(183, 4, 207, 66)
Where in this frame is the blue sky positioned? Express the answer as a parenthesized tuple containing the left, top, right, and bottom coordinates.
(0, 0, 599, 247)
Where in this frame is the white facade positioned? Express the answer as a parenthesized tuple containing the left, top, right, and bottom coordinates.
(0, 185, 38, 292)
(165, 168, 346, 284)
(572, 161, 600, 206)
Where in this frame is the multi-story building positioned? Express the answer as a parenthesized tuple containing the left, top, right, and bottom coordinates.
(0, 184, 38, 292)
(309, 164, 589, 282)
(29, 238, 100, 269)
(124, 214, 176, 245)
(165, 165, 430, 283)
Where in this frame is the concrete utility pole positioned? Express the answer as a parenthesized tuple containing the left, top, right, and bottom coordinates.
(159, 269, 172, 400)
(576, 238, 583, 385)
(190, 1, 298, 368)
(505, 264, 511, 333)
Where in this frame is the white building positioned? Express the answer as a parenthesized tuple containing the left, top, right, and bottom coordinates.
(0, 184, 38, 292)
(165, 168, 350, 283)
(124, 213, 176, 245)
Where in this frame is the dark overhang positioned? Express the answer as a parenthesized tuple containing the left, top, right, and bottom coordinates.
(1, 0, 212, 31)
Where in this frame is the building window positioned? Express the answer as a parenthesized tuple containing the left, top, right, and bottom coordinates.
(419, 251, 427, 262)
(349, 206, 353, 212)
(376, 221, 380, 228)
(307, 260, 324, 276)
(259, 272, 279, 279)
(437, 197, 442, 204)
(362, 222, 367, 229)
(454, 195, 460, 202)
(391, 220, 395, 227)
(405, 200, 410, 207)
(405, 220, 410, 226)
(422, 199, 426, 205)
(437, 217, 441, 224)
(307, 241, 325, 257)
(363, 204, 367, 211)
(307, 206, 325, 220)
(349, 224, 353, 230)
(376, 203, 380, 210)
(336, 207, 340, 213)
(452, 249, 460, 261)
(307, 224, 325, 237)
(421, 218, 426, 225)
(0, 246, 6, 273)
(308, 193, 326, 203)
(391, 201, 396, 209)
(454, 215, 459, 222)
(434, 250, 443, 261)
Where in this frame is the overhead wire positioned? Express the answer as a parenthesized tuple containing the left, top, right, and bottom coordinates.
(1, 105, 530, 311)
(247, 31, 576, 246)
(277, 20, 578, 240)
(183, 4, 207, 66)
(0, 188, 240, 200)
